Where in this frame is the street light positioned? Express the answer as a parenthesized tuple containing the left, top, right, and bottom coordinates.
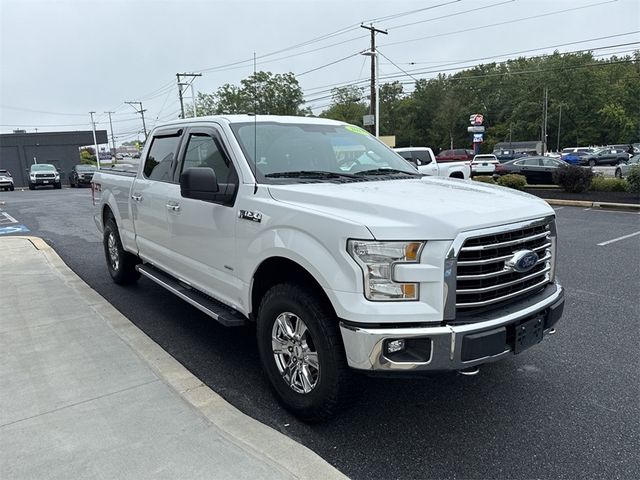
(361, 49, 380, 137)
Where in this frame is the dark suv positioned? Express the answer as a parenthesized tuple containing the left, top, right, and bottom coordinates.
(580, 147, 629, 166)
(69, 164, 97, 187)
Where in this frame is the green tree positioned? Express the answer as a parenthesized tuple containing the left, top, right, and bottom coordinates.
(194, 71, 308, 116)
(319, 86, 368, 126)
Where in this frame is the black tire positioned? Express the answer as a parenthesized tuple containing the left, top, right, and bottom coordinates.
(28, 182, 35, 190)
(256, 283, 354, 422)
(103, 217, 140, 285)
(70, 178, 75, 187)
(54, 182, 61, 189)
(10, 186, 14, 191)
(615, 168, 622, 179)
(588, 159, 596, 167)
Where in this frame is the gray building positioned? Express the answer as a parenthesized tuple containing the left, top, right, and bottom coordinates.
(0, 130, 108, 186)
(493, 141, 543, 155)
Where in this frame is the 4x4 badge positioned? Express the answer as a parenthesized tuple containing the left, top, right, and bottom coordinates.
(239, 210, 262, 223)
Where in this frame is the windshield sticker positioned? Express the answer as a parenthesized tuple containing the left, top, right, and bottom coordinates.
(345, 125, 369, 135)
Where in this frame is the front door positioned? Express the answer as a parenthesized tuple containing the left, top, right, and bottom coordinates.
(165, 126, 242, 308)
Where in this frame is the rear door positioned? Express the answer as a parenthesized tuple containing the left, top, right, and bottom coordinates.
(165, 125, 242, 306)
(413, 150, 438, 176)
(132, 128, 183, 269)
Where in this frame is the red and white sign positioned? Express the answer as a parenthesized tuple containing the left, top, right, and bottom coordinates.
(469, 114, 484, 126)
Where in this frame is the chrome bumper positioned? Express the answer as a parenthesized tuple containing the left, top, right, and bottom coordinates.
(339, 283, 564, 372)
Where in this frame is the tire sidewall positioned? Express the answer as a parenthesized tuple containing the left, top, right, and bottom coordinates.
(103, 219, 124, 282)
(257, 285, 341, 416)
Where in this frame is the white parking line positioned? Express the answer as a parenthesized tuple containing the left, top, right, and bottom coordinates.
(553, 206, 564, 210)
(597, 231, 640, 246)
(0, 211, 18, 225)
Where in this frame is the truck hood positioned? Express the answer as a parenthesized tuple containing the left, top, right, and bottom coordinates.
(267, 177, 553, 239)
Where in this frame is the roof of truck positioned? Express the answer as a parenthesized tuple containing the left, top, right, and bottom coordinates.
(154, 115, 347, 128)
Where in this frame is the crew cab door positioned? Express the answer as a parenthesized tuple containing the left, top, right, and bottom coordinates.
(414, 150, 438, 176)
(132, 128, 183, 268)
(165, 125, 242, 307)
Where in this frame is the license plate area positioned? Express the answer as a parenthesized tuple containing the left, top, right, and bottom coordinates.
(513, 315, 544, 354)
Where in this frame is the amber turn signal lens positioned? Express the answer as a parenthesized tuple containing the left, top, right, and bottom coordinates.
(405, 242, 421, 261)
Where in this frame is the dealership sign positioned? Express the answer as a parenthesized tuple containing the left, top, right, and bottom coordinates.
(467, 126, 485, 133)
(469, 114, 484, 126)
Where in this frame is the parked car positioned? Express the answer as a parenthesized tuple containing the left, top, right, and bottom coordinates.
(493, 156, 569, 184)
(92, 115, 564, 420)
(614, 154, 640, 178)
(28, 164, 61, 190)
(0, 170, 14, 191)
(580, 147, 629, 166)
(436, 148, 474, 163)
(493, 150, 531, 163)
(561, 150, 593, 165)
(69, 164, 98, 187)
(470, 154, 499, 175)
(394, 147, 470, 179)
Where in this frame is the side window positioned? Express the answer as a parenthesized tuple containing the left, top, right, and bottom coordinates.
(144, 135, 180, 181)
(398, 151, 413, 161)
(415, 151, 432, 164)
(181, 134, 231, 182)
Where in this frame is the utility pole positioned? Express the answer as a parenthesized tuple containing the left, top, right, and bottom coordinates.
(89, 111, 101, 169)
(361, 24, 387, 137)
(542, 87, 549, 154)
(176, 73, 202, 118)
(125, 101, 148, 140)
(556, 104, 562, 152)
(104, 111, 117, 160)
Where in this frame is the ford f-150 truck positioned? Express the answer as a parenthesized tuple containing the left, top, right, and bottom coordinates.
(394, 147, 470, 179)
(92, 115, 564, 421)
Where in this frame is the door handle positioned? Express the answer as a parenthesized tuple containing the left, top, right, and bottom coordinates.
(166, 202, 181, 212)
(131, 194, 142, 202)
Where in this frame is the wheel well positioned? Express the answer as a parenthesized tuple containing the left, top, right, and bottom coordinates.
(450, 171, 464, 179)
(102, 205, 114, 227)
(251, 257, 334, 320)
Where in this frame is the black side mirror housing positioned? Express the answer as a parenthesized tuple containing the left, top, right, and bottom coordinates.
(180, 167, 219, 201)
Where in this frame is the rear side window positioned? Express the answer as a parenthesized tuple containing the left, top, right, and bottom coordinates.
(144, 135, 181, 181)
(414, 151, 431, 164)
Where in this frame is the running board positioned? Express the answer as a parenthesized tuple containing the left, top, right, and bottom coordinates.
(137, 264, 247, 327)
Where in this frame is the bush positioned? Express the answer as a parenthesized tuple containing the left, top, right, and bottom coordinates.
(627, 165, 640, 194)
(553, 164, 594, 193)
(590, 177, 629, 192)
(473, 175, 496, 184)
(497, 174, 527, 190)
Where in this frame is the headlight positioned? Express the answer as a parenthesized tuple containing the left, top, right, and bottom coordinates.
(348, 240, 424, 301)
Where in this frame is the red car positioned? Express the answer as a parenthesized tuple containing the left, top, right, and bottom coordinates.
(436, 148, 474, 163)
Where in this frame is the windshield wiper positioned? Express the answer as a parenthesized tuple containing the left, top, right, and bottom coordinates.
(353, 168, 418, 176)
(264, 170, 356, 179)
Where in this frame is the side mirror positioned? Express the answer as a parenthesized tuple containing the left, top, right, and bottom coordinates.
(56, 168, 62, 173)
(180, 167, 219, 201)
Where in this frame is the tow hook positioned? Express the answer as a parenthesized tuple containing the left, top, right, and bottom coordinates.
(548, 328, 557, 335)
(458, 366, 480, 376)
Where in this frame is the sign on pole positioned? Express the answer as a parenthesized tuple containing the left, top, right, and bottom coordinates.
(363, 114, 375, 127)
(467, 126, 485, 133)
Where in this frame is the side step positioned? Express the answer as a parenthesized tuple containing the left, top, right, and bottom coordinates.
(137, 264, 247, 327)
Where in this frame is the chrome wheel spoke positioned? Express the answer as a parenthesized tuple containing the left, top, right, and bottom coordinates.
(305, 351, 319, 371)
(293, 318, 307, 339)
(271, 336, 289, 355)
(276, 314, 295, 341)
(300, 364, 314, 393)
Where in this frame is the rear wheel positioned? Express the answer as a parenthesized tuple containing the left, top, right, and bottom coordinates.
(615, 168, 622, 179)
(103, 217, 140, 285)
(257, 283, 354, 421)
(588, 159, 596, 167)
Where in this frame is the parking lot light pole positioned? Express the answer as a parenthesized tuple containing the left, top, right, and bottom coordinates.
(89, 111, 101, 169)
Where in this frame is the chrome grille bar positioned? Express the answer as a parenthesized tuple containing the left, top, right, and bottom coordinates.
(457, 253, 551, 280)
(456, 277, 550, 308)
(457, 242, 551, 266)
(460, 231, 550, 252)
(457, 265, 551, 294)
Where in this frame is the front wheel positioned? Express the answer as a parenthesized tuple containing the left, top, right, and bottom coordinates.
(588, 159, 596, 167)
(103, 217, 140, 284)
(54, 182, 61, 189)
(28, 182, 35, 190)
(257, 283, 354, 421)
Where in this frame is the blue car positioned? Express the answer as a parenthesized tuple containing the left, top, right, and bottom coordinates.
(561, 150, 591, 165)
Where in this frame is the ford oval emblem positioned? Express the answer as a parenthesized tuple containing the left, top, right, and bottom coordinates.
(506, 250, 539, 273)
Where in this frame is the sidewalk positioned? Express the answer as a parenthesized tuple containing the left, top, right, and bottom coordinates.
(0, 236, 346, 480)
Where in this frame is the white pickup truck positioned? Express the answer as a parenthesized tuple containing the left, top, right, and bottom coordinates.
(92, 115, 564, 421)
(394, 146, 470, 179)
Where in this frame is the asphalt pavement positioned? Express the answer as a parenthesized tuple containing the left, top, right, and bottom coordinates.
(1, 187, 639, 480)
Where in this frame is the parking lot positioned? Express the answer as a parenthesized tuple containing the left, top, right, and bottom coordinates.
(1, 187, 638, 480)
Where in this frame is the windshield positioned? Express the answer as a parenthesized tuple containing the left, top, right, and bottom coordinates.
(591, 147, 606, 155)
(230, 122, 417, 182)
(76, 165, 97, 171)
(30, 164, 56, 171)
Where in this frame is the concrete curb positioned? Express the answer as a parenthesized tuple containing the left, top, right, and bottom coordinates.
(16, 236, 347, 480)
(543, 198, 640, 210)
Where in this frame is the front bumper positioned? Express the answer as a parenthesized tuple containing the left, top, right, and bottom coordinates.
(340, 282, 564, 372)
(32, 178, 59, 185)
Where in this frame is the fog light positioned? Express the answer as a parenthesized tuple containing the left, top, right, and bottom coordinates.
(386, 339, 406, 354)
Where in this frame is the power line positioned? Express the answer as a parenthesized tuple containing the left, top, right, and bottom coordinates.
(361, 0, 463, 24)
(382, 0, 618, 48)
(296, 52, 362, 77)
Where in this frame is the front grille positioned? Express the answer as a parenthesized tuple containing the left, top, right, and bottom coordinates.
(35, 173, 55, 179)
(456, 222, 553, 310)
